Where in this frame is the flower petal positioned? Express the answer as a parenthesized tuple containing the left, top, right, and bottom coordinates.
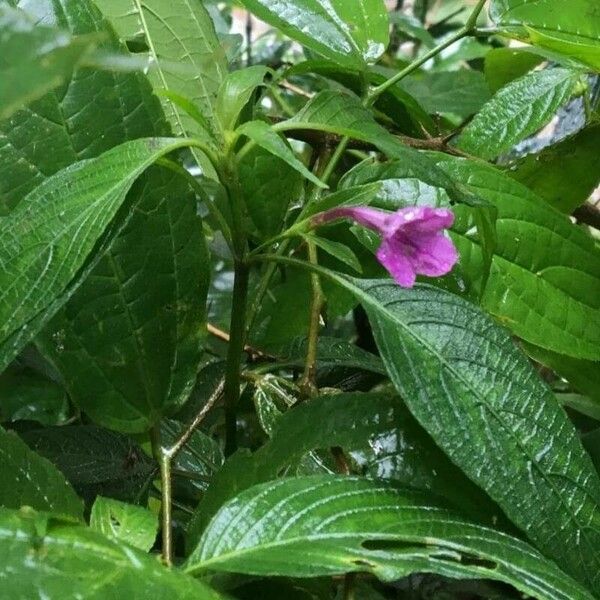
(314, 206, 389, 232)
(385, 206, 454, 235)
(377, 239, 417, 287)
(412, 232, 459, 277)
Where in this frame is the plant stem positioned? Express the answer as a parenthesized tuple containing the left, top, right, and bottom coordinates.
(246, 239, 290, 334)
(299, 240, 324, 397)
(367, 0, 488, 103)
(166, 379, 225, 460)
(150, 427, 173, 566)
(224, 259, 250, 456)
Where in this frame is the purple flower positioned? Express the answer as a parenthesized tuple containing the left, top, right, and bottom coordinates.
(313, 205, 459, 287)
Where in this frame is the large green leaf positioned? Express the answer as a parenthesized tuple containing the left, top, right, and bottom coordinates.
(0, 0, 211, 433)
(0, 4, 95, 121)
(187, 476, 592, 600)
(0, 507, 221, 599)
(0, 0, 168, 214)
(509, 124, 600, 213)
(310, 272, 600, 591)
(400, 70, 491, 118)
(264, 257, 600, 590)
(490, 0, 600, 70)
(186, 392, 503, 548)
(456, 67, 580, 159)
(38, 165, 210, 432)
(90, 496, 158, 551)
(0, 426, 83, 519)
(0, 137, 190, 374)
(432, 154, 600, 360)
(239, 0, 389, 69)
(20, 425, 155, 504)
(94, 0, 227, 141)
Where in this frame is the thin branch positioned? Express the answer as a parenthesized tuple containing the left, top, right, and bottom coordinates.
(367, 0, 488, 103)
(207, 323, 274, 360)
(150, 427, 173, 566)
(165, 378, 225, 460)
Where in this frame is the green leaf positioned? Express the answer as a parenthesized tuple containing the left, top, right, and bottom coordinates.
(285, 60, 435, 137)
(0, 368, 68, 426)
(0, 137, 190, 374)
(186, 393, 501, 549)
(239, 0, 389, 69)
(490, 0, 600, 70)
(276, 91, 456, 192)
(2, 0, 211, 434)
(216, 65, 269, 131)
(0, 426, 83, 519)
(237, 120, 327, 188)
(0, 0, 168, 214)
(37, 166, 210, 433)
(90, 496, 158, 551)
(311, 272, 600, 591)
(524, 343, 600, 406)
(556, 393, 600, 422)
(400, 70, 491, 118)
(389, 11, 435, 47)
(94, 0, 227, 140)
(508, 124, 600, 213)
(273, 336, 386, 375)
(456, 68, 580, 159)
(19, 425, 155, 505)
(187, 476, 593, 600)
(0, 5, 96, 121)
(305, 234, 362, 273)
(252, 375, 298, 436)
(239, 146, 303, 239)
(432, 154, 600, 360)
(0, 507, 221, 599)
(484, 47, 544, 93)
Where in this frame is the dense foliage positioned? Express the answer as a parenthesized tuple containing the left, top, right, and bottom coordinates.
(1, 0, 599, 598)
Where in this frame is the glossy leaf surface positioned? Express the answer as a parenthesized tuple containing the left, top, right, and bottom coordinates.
(490, 0, 600, 70)
(0, 426, 83, 519)
(0, 137, 189, 374)
(0, 508, 221, 599)
(433, 154, 600, 360)
(90, 496, 158, 551)
(94, 0, 226, 141)
(456, 68, 579, 159)
(304, 268, 600, 592)
(240, 0, 389, 69)
(188, 476, 592, 600)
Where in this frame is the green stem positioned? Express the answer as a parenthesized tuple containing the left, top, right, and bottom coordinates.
(246, 239, 290, 334)
(299, 240, 324, 397)
(367, 0, 488, 104)
(224, 260, 250, 456)
(165, 379, 225, 460)
(150, 427, 173, 566)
